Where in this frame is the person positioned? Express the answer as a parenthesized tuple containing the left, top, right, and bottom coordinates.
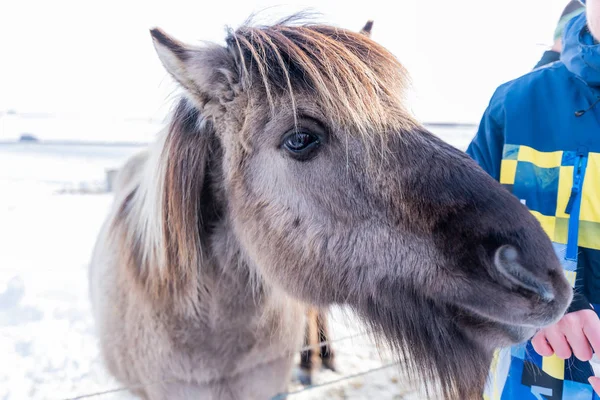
(466, 0, 600, 398)
(534, 0, 585, 69)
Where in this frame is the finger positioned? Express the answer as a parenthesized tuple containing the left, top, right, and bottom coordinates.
(582, 314, 600, 355)
(563, 326, 593, 361)
(532, 331, 554, 357)
(589, 377, 600, 395)
(545, 328, 572, 359)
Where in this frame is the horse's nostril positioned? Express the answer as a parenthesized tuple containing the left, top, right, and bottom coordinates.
(493, 245, 522, 273)
(493, 245, 555, 302)
(496, 245, 518, 264)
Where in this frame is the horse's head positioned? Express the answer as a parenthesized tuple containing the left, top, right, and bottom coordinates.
(148, 18, 572, 398)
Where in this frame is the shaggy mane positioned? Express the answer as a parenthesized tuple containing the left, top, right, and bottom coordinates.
(226, 16, 418, 139)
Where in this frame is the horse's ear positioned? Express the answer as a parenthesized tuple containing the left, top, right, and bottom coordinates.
(360, 20, 374, 37)
(150, 28, 239, 109)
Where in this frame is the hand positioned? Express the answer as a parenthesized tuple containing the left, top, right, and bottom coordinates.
(590, 376, 600, 395)
(531, 309, 600, 361)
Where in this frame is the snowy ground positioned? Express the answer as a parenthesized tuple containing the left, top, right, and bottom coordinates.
(0, 124, 476, 400)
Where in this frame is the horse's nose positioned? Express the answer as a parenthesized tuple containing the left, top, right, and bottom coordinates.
(493, 245, 555, 302)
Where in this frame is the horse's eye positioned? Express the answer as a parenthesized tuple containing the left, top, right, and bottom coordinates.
(282, 130, 321, 160)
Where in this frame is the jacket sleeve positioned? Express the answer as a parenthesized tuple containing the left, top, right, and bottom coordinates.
(466, 97, 505, 181)
(568, 292, 593, 313)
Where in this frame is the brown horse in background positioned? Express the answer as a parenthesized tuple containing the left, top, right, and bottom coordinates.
(90, 14, 572, 400)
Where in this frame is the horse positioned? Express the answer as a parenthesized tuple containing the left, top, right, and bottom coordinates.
(89, 15, 572, 400)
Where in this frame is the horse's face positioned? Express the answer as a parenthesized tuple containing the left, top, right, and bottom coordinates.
(226, 94, 571, 339)
(150, 23, 572, 397)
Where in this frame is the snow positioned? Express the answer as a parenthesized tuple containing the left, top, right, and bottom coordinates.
(0, 123, 475, 400)
(0, 114, 161, 144)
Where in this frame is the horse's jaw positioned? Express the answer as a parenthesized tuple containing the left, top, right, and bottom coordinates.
(350, 290, 495, 400)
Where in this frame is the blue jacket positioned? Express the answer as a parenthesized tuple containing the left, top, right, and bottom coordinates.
(468, 12, 600, 400)
(468, 13, 600, 183)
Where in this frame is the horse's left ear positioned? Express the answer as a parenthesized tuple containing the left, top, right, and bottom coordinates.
(150, 28, 239, 109)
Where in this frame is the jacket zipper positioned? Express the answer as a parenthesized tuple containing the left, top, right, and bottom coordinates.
(565, 151, 586, 214)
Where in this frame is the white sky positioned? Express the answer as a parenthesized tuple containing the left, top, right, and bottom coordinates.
(0, 0, 572, 124)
